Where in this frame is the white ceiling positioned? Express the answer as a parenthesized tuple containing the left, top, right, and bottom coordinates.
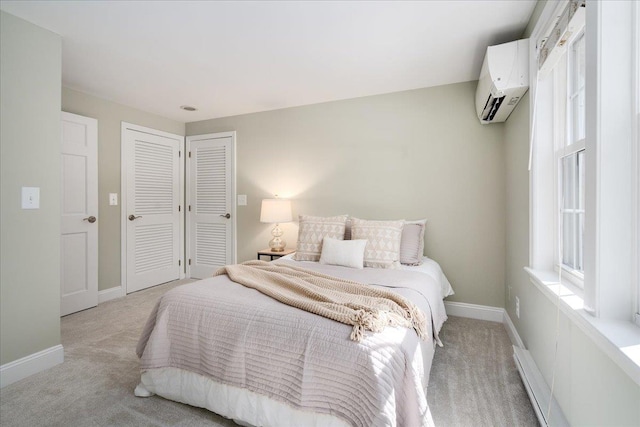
(1, 1, 536, 123)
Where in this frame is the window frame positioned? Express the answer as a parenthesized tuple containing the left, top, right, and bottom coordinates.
(553, 30, 586, 287)
(526, 0, 640, 385)
(634, 0, 640, 327)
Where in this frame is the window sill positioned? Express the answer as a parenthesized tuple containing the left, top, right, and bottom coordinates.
(524, 267, 640, 387)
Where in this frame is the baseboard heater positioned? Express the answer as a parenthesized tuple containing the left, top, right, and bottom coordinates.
(513, 346, 569, 427)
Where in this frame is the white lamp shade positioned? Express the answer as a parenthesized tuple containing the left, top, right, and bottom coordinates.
(260, 199, 292, 223)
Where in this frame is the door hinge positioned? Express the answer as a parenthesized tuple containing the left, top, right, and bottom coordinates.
(189, 259, 192, 265)
(179, 151, 181, 158)
(188, 205, 191, 211)
(178, 259, 181, 266)
(189, 151, 191, 158)
(178, 205, 181, 212)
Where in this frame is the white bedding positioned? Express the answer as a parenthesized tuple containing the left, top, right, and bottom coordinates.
(400, 257, 455, 297)
(136, 258, 452, 427)
(139, 367, 352, 427)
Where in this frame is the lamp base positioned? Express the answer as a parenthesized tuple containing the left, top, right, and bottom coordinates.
(268, 224, 286, 252)
(268, 242, 286, 252)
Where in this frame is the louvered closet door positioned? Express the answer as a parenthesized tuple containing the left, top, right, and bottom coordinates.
(125, 129, 181, 293)
(187, 134, 234, 279)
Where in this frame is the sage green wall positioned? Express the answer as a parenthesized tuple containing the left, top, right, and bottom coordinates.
(503, 1, 640, 421)
(61, 88, 185, 291)
(0, 12, 62, 365)
(188, 81, 506, 307)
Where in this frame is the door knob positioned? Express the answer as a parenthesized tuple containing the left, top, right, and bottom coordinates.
(128, 214, 142, 221)
(83, 216, 97, 223)
(220, 213, 231, 219)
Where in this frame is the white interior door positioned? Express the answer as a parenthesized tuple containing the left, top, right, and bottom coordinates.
(187, 132, 235, 279)
(123, 124, 183, 293)
(60, 112, 98, 316)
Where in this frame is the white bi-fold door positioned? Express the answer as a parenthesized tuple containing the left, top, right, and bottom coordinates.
(186, 132, 236, 279)
(122, 123, 184, 293)
(60, 112, 99, 316)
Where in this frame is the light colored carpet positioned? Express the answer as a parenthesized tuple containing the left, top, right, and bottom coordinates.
(0, 280, 537, 426)
(428, 316, 538, 426)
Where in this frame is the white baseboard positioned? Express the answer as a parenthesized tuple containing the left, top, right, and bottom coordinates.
(444, 301, 504, 323)
(0, 344, 64, 388)
(503, 311, 525, 348)
(444, 301, 526, 349)
(98, 286, 125, 304)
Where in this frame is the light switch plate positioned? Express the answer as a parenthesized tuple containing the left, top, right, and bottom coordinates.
(21, 187, 40, 209)
(109, 193, 118, 206)
(22, 187, 40, 209)
(237, 194, 247, 206)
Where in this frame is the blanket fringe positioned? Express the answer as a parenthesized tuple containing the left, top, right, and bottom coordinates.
(350, 324, 365, 342)
(350, 309, 388, 342)
(410, 306, 429, 341)
(350, 307, 428, 342)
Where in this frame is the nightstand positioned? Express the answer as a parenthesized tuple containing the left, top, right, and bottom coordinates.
(257, 248, 295, 261)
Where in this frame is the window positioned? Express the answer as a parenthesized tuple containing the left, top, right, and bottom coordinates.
(527, 0, 640, 381)
(568, 33, 586, 145)
(529, 0, 639, 324)
(556, 32, 586, 283)
(560, 151, 584, 272)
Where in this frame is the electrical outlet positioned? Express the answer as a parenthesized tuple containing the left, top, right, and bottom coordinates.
(515, 296, 520, 319)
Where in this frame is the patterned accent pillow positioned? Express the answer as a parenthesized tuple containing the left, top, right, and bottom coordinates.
(350, 218, 404, 269)
(293, 215, 348, 262)
(400, 219, 427, 266)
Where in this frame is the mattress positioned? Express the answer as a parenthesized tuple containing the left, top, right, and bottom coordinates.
(136, 258, 450, 427)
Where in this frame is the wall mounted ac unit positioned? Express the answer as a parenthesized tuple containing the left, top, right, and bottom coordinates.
(475, 39, 529, 124)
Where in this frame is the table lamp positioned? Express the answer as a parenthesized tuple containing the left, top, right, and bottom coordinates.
(260, 198, 292, 252)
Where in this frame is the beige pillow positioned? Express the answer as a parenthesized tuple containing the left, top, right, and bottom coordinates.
(400, 219, 427, 266)
(293, 215, 348, 262)
(350, 217, 404, 269)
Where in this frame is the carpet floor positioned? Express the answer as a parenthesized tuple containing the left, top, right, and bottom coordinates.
(0, 279, 537, 426)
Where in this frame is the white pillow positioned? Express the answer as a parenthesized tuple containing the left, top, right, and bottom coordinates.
(319, 237, 367, 269)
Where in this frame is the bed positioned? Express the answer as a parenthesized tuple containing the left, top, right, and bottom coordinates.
(135, 216, 453, 427)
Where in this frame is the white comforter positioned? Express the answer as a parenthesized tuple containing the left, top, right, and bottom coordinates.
(136, 259, 449, 427)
